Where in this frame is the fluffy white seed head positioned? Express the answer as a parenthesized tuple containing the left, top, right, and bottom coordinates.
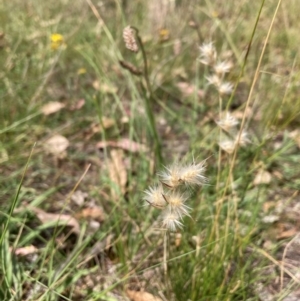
(235, 130, 250, 146)
(219, 139, 236, 154)
(206, 74, 221, 87)
(161, 210, 183, 232)
(214, 61, 233, 75)
(206, 76, 233, 96)
(158, 161, 207, 188)
(219, 130, 250, 154)
(179, 161, 207, 186)
(158, 164, 182, 188)
(199, 42, 217, 66)
(216, 112, 239, 132)
(165, 191, 191, 219)
(143, 184, 166, 208)
(218, 82, 233, 95)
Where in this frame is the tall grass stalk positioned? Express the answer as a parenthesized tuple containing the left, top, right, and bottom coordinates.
(212, 0, 267, 248)
(129, 26, 163, 166)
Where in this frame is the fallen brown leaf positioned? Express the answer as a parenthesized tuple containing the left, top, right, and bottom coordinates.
(108, 149, 127, 198)
(277, 228, 298, 240)
(84, 118, 115, 140)
(126, 290, 163, 301)
(71, 190, 88, 206)
(75, 207, 105, 222)
(11, 245, 38, 256)
(253, 169, 272, 185)
(30, 207, 80, 234)
(41, 101, 65, 115)
(263, 201, 276, 212)
(97, 138, 147, 153)
(44, 134, 69, 158)
(69, 99, 85, 111)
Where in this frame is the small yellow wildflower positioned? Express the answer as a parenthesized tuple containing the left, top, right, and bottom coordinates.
(159, 28, 170, 41)
(77, 68, 87, 75)
(51, 33, 64, 50)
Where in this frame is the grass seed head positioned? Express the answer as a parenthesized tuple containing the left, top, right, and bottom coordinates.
(216, 112, 239, 132)
(206, 74, 222, 87)
(218, 82, 233, 95)
(179, 161, 207, 187)
(158, 164, 182, 188)
(219, 130, 250, 154)
(161, 210, 183, 232)
(149, 158, 208, 232)
(165, 191, 191, 219)
(123, 26, 139, 53)
(143, 184, 166, 208)
(199, 42, 217, 66)
(235, 130, 250, 146)
(159, 161, 207, 188)
(219, 139, 236, 154)
(214, 61, 233, 76)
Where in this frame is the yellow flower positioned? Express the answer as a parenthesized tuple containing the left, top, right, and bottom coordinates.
(77, 68, 87, 75)
(51, 33, 64, 50)
(159, 28, 170, 41)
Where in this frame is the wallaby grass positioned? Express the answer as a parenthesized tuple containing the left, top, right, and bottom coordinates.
(1, 0, 300, 300)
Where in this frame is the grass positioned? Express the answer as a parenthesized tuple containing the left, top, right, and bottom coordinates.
(1, 0, 300, 300)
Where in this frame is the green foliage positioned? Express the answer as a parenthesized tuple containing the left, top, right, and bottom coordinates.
(1, 0, 300, 300)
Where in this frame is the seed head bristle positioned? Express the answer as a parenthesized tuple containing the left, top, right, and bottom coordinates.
(165, 191, 191, 219)
(206, 74, 221, 87)
(159, 161, 207, 188)
(123, 26, 139, 53)
(214, 61, 233, 75)
(216, 112, 239, 132)
(143, 184, 166, 209)
(199, 42, 217, 66)
(219, 130, 250, 154)
(161, 210, 183, 232)
(158, 164, 182, 189)
(235, 130, 250, 146)
(218, 82, 233, 95)
(179, 161, 207, 186)
(219, 139, 236, 154)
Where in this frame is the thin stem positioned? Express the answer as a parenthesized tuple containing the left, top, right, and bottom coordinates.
(214, 94, 223, 242)
(227, 0, 278, 188)
(163, 231, 168, 275)
(94, 93, 108, 161)
(216, 94, 223, 191)
(132, 27, 163, 166)
(210, 0, 266, 245)
(225, 0, 265, 111)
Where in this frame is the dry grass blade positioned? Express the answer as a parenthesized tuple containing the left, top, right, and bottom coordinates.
(108, 149, 127, 198)
(44, 134, 69, 158)
(10, 245, 38, 257)
(253, 245, 300, 285)
(41, 101, 65, 115)
(97, 139, 147, 153)
(75, 206, 105, 222)
(30, 207, 80, 234)
(126, 290, 163, 301)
